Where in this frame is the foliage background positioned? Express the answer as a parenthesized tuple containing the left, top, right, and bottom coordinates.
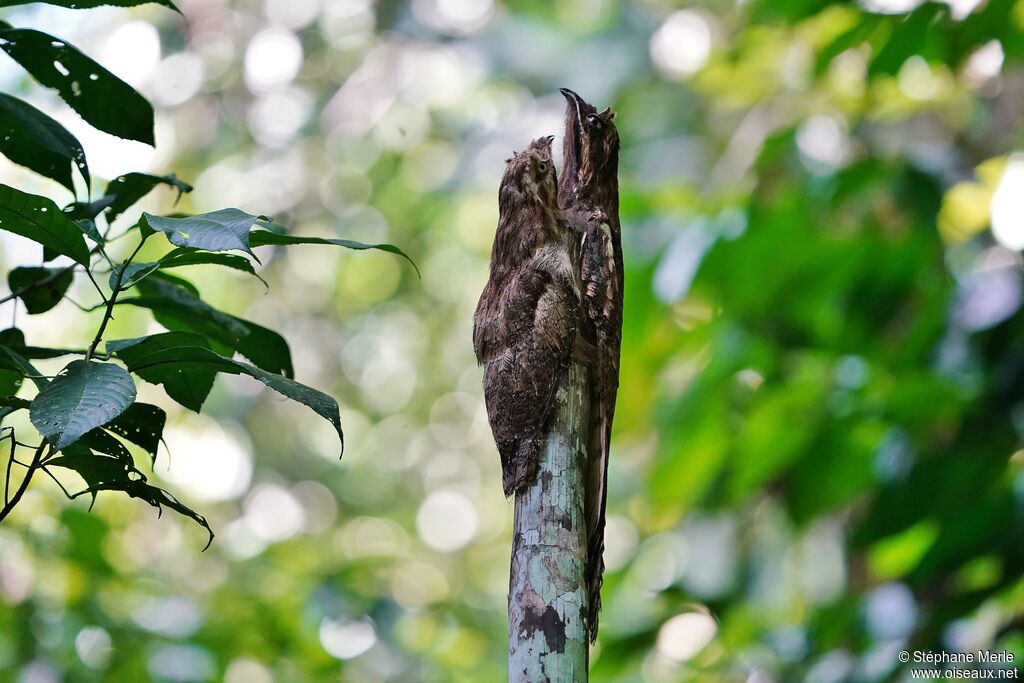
(1, 0, 1023, 681)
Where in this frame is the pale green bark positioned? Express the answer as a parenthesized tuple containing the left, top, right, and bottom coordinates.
(508, 361, 590, 682)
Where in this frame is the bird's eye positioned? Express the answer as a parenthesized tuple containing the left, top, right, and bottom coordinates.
(586, 114, 601, 128)
(537, 161, 548, 174)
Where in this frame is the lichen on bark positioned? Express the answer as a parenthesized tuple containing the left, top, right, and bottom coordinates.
(508, 361, 590, 682)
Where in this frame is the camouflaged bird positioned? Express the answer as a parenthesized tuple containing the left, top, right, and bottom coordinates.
(473, 136, 580, 496)
(557, 88, 622, 643)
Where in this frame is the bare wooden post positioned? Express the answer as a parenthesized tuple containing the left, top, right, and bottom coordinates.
(508, 360, 590, 682)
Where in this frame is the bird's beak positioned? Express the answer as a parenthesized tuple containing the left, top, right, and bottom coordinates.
(560, 87, 585, 165)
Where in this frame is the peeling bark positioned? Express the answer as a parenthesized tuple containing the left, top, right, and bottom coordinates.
(508, 361, 589, 682)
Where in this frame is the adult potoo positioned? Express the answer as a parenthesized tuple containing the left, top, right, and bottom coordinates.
(558, 88, 621, 643)
(473, 136, 580, 496)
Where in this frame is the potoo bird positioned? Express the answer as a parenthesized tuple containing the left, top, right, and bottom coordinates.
(558, 88, 622, 643)
(473, 136, 580, 496)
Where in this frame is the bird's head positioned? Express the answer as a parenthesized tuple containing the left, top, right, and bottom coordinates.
(558, 88, 619, 205)
(500, 135, 558, 213)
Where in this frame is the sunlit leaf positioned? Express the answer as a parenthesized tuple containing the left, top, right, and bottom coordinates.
(142, 209, 261, 259)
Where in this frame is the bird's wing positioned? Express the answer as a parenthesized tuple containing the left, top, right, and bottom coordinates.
(580, 218, 621, 642)
(483, 264, 578, 495)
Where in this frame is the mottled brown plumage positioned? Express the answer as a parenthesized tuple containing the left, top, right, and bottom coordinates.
(558, 88, 622, 643)
(474, 136, 580, 496)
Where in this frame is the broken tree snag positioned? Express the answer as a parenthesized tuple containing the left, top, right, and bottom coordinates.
(508, 360, 590, 682)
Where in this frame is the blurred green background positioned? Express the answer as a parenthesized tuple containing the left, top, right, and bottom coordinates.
(1, 0, 1024, 681)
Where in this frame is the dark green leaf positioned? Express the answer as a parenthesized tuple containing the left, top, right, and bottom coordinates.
(29, 359, 136, 449)
(0, 362, 21, 395)
(0, 0, 179, 9)
(250, 228, 420, 276)
(109, 334, 344, 454)
(74, 428, 131, 460)
(0, 184, 90, 264)
(7, 266, 73, 314)
(158, 248, 266, 287)
(105, 172, 192, 223)
(0, 329, 48, 391)
(121, 277, 293, 376)
(0, 396, 30, 424)
(64, 195, 115, 222)
(0, 93, 88, 194)
(0, 26, 154, 144)
(143, 209, 261, 259)
(107, 332, 216, 412)
(74, 218, 103, 243)
(0, 329, 26, 394)
(109, 262, 159, 291)
(77, 478, 213, 549)
(47, 450, 135, 487)
(103, 402, 164, 462)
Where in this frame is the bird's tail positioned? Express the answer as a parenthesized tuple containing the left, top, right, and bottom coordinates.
(584, 404, 611, 643)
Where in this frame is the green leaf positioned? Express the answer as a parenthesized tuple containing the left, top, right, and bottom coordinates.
(74, 218, 104, 243)
(122, 277, 293, 377)
(109, 333, 344, 454)
(0, 328, 26, 394)
(0, 93, 89, 194)
(0, 25, 154, 144)
(157, 248, 267, 287)
(0, 184, 90, 264)
(64, 195, 115, 222)
(103, 402, 164, 462)
(29, 359, 136, 449)
(0, 361, 21, 395)
(107, 332, 216, 412)
(0, 0, 179, 10)
(105, 172, 192, 223)
(80, 478, 213, 548)
(0, 396, 30, 424)
(7, 266, 73, 314)
(143, 209, 261, 259)
(250, 228, 420, 276)
(47, 450, 134, 488)
(74, 428, 131, 461)
(109, 262, 160, 291)
(0, 330, 48, 390)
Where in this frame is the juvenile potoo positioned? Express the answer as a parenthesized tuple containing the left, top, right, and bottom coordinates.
(558, 88, 622, 643)
(473, 136, 580, 496)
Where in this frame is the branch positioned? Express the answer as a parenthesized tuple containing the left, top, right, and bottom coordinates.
(0, 441, 49, 523)
(508, 361, 591, 681)
(85, 237, 147, 361)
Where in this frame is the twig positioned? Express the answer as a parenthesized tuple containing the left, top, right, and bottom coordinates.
(85, 237, 147, 361)
(40, 466, 74, 500)
(0, 441, 49, 523)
